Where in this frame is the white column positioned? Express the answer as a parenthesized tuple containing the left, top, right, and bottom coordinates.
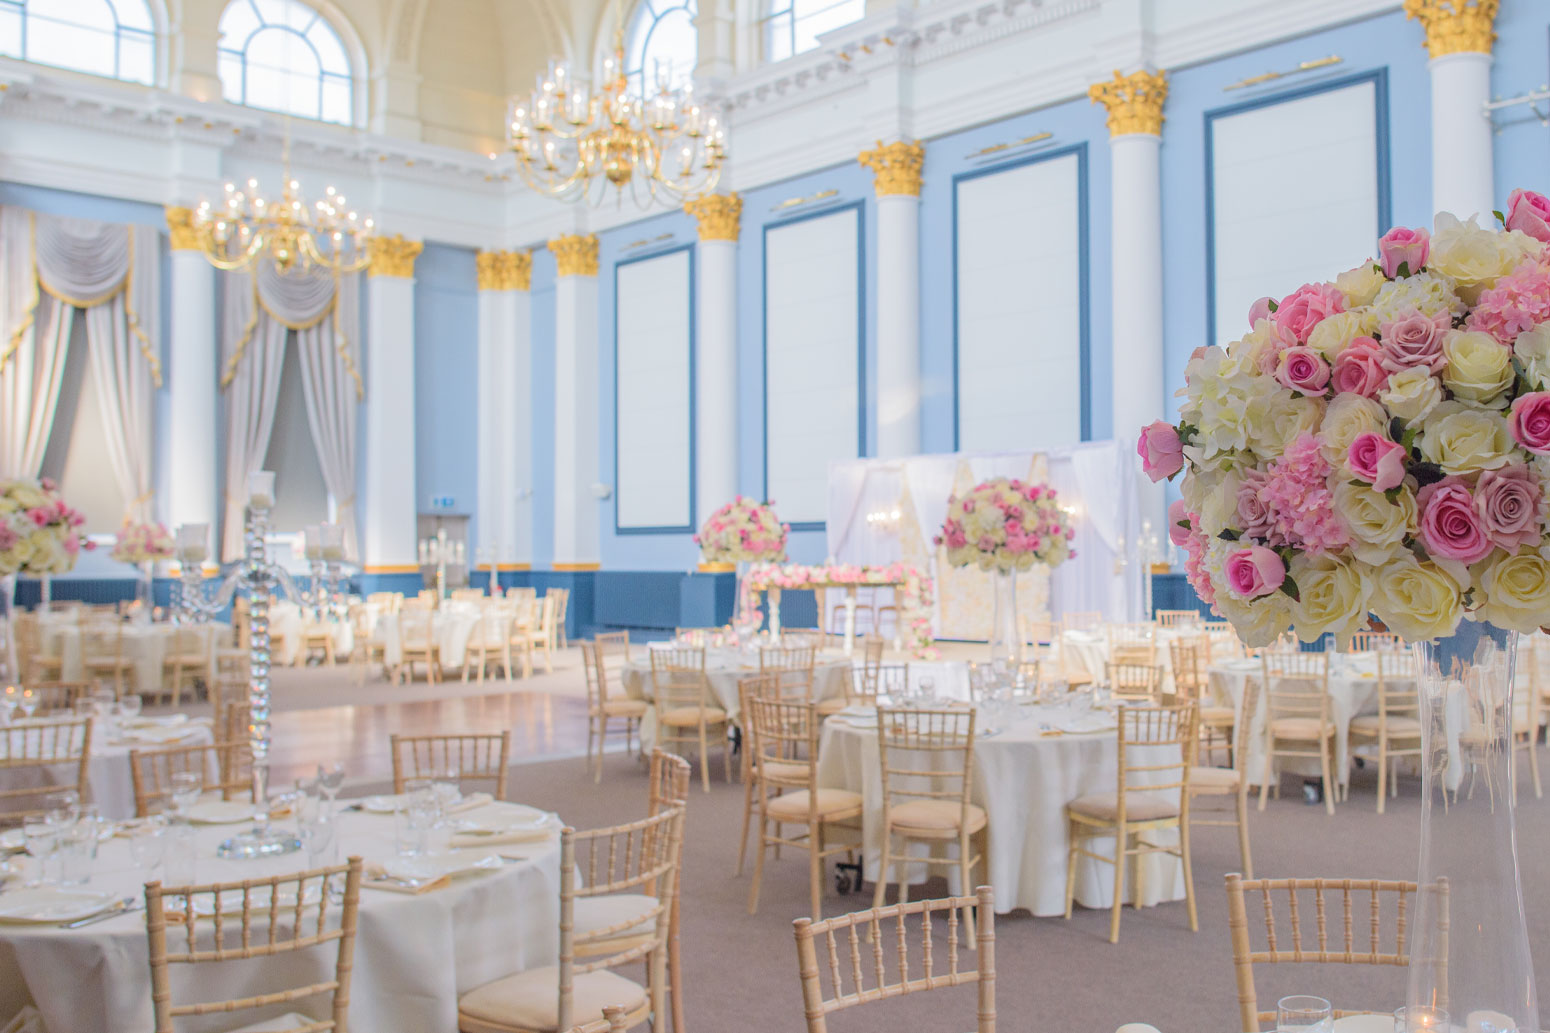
(684, 194, 741, 524)
(860, 142, 924, 458)
(549, 235, 600, 569)
(362, 237, 423, 577)
(164, 208, 217, 550)
(505, 288, 533, 567)
(1429, 52, 1495, 220)
(476, 251, 534, 571)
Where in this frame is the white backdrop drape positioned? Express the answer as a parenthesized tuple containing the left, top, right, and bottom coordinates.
(219, 262, 362, 562)
(0, 208, 160, 525)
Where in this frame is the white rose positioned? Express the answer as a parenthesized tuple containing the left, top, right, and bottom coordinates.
(1334, 262, 1386, 308)
(1214, 589, 1293, 648)
(1429, 212, 1543, 303)
(1514, 324, 1550, 390)
(1248, 392, 1324, 460)
(1289, 554, 1372, 643)
(1369, 271, 1465, 325)
(1369, 554, 1464, 641)
(1317, 394, 1389, 466)
(1195, 468, 1241, 540)
(1471, 550, 1550, 633)
(1417, 402, 1517, 475)
(1307, 311, 1375, 360)
(1441, 329, 1515, 407)
(1380, 366, 1445, 425)
(1333, 481, 1416, 566)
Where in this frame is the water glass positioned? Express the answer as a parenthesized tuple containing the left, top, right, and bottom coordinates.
(299, 816, 337, 869)
(1277, 995, 1334, 1032)
(126, 816, 168, 872)
(1393, 1006, 1450, 1032)
(169, 771, 203, 815)
(58, 820, 99, 886)
(43, 790, 81, 827)
(163, 823, 198, 886)
(21, 819, 60, 886)
(17, 690, 37, 719)
(118, 694, 142, 722)
(317, 762, 346, 810)
(432, 765, 461, 808)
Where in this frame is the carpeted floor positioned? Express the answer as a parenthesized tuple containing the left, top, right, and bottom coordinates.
(485, 750, 1550, 1033)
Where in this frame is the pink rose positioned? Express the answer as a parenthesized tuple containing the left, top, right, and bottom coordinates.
(1378, 309, 1450, 373)
(1378, 226, 1430, 278)
(1505, 188, 1550, 244)
(1275, 346, 1331, 395)
(1509, 391, 1550, 455)
(1330, 336, 1388, 397)
(1273, 282, 1346, 343)
(1235, 469, 1276, 542)
(1168, 499, 1191, 548)
(977, 535, 996, 552)
(1418, 477, 1494, 564)
(1247, 296, 1274, 327)
(1347, 433, 1408, 492)
(1137, 421, 1184, 482)
(1224, 546, 1285, 599)
(1475, 465, 1543, 551)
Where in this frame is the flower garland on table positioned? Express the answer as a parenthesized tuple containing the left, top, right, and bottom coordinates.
(0, 478, 93, 575)
(694, 497, 788, 565)
(739, 561, 938, 658)
(111, 520, 176, 566)
(1142, 189, 1550, 644)
(934, 478, 1076, 572)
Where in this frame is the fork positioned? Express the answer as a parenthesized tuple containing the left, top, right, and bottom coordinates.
(62, 898, 140, 928)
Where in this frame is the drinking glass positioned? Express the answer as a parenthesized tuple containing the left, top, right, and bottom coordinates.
(1277, 995, 1333, 1032)
(432, 765, 461, 809)
(126, 816, 168, 873)
(1393, 1006, 1450, 1032)
(163, 823, 197, 886)
(299, 815, 337, 869)
(17, 690, 38, 719)
(43, 790, 81, 827)
(58, 819, 99, 886)
(317, 761, 346, 812)
(169, 771, 202, 816)
(118, 694, 142, 722)
(21, 819, 60, 886)
(0, 697, 14, 724)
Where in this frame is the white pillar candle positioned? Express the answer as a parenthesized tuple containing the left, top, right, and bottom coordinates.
(303, 525, 322, 561)
(247, 471, 276, 510)
(319, 523, 345, 561)
(175, 523, 210, 564)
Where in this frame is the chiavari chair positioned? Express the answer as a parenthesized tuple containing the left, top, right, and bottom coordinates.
(735, 672, 783, 875)
(129, 739, 254, 818)
(347, 602, 388, 684)
(1155, 609, 1202, 629)
(1224, 874, 1424, 1032)
(14, 611, 63, 685)
(1347, 648, 1424, 812)
(451, 587, 487, 603)
(792, 886, 997, 1033)
(1203, 620, 1245, 661)
(217, 698, 253, 747)
(366, 591, 402, 614)
(1061, 611, 1103, 633)
(511, 594, 558, 676)
(563, 1006, 632, 1033)
(161, 626, 210, 705)
(81, 620, 131, 696)
(746, 696, 863, 920)
(1350, 630, 1400, 653)
(584, 634, 648, 782)
(456, 809, 685, 1033)
(1106, 661, 1163, 703)
(297, 620, 336, 667)
(1257, 650, 1337, 814)
(646, 750, 690, 1033)
(145, 857, 364, 1033)
(211, 650, 248, 715)
(0, 718, 91, 826)
(650, 645, 731, 792)
(549, 586, 572, 651)
(18, 679, 99, 715)
(1187, 680, 1256, 878)
(390, 731, 511, 799)
(463, 607, 514, 682)
(872, 707, 987, 945)
(1064, 703, 1197, 943)
(398, 606, 442, 684)
(760, 644, 817, 702)
(1170, 637, 1234, 764)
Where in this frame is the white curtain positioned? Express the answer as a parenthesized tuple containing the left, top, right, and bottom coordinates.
(295, 270, 362, 562)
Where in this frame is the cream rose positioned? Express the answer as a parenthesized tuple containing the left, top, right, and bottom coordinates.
(1288, 554, 1371, 643)
(1369, 271, 1465, 325)
(1429, 212, 1543, 303)
(1317, 394, 1388, 466)
(1214, 589, 1293, 648)
(1471, 550, 1550, 633)
(1514, 325, 1550, 390)
(1417, 403, 1517, 475)
(1369, 554, 1465, 641)
(1248, 392, 1324, 460)
(1441, 329, 1515, 407)
(8, 484, 46, 510)
(1333, 481, 1417, 566)
(1380, 366, 1445, 425)
(1194, 467, 1242, 539)
(1307, 310, 1376, 360)
(1334, 262, 1386, 308)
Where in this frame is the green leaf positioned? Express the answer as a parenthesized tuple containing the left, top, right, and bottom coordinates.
(1383, 486, 1402, 505)
(1388, 417, 1407, 443)
(1177, 422, 1199, 446)
(1401, 426, 1419, 454)
(1396, 260, 1411, 278)
(1494, 209, 1507, 227)
(1349, 478, 1370, 488)
(1279, 576, 1300, 603)
(1411, 462, 1445, 489)
(1217, 529, 1241, 542)
(1178, 518, 1192, 531)
(1267, 298, 1278, 313)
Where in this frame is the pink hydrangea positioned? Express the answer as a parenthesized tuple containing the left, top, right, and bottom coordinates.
(1180, 516, 1216, 607)
(1258, 433, 1350, 554)
(1465, 256, 1550, 344)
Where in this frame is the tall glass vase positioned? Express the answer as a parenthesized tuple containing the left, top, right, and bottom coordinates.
(134, 561, 154, 624)
(988, 570, 1021, 668)
(1406, 620, 1537, 1033)
(0, 573, 16, 684)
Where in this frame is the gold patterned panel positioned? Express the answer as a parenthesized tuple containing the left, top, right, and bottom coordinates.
(859, 140, 924, 197)
(548, 234, 599, 278)
(683, 193, 743, 241)
(1088, 69, 1168, 137)
(164, 206, 199, 251)
(367, 235, 423, 278)
(476, 250, 533, 291)
(1404, 0, 1497, 57)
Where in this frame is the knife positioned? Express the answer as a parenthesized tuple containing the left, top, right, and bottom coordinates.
(63, 899, 140, 928)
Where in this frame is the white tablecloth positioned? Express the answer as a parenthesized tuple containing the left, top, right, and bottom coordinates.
(816, 702, 1186, 917)
(269, 602, 354, 666)
(0, 802, 562, 1033)
(621, 647, 852, 739)
(1061, 627, 1196, 694)
(373, 603, 487, 669)
(38, 622, 229, 696)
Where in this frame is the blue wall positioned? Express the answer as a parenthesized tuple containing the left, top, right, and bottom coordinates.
(412, 242, 480, 542)
(1493, 0, 1550, 204)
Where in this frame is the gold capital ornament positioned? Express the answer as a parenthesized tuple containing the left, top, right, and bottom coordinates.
(165, 205, 200, 251)
(1404, 0, 1498, 57)
(683, 193, 742, 241)
(1088, 69, 1168, 137)
(549, 234, 599, 278)
(366, 235, 423, 278)
(477, 250, 533, 291)
(859, 140, 924, 197)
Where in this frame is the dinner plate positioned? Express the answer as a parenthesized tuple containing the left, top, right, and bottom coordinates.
(0, 888, 119, 924)
(184, 800, 259, 824)
(359, 794, 408, 814)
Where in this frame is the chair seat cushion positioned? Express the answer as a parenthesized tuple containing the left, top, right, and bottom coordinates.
(1188, 766, 1241, 791)
(599, 699, 649, 718)
(1199, 706, 1235, 725)
(1269, 717, 1332, 740)
(1068, 791, 1180, 822)
(757, 759, 811, 784)
(1349, 714, 1422, 736)
(766, 788, 863, 822)
(575, 892, 658, 942)
(660, 705, 727, 727)
(887, 799, 988, 835)
(223, 1013, 320, 1033)
(814, 698, 849, 716)
(458, 966, 646, 1033)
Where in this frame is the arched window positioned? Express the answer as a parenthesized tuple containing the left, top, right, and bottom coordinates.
(625, 0, 696, 97)
(217, 0, 354, 125)
(763, 0, 863, 62)
(0, 0, 156, 84)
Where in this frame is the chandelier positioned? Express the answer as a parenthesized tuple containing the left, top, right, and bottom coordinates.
(506, 33, 727, 206)
(192, 124, 375, 275)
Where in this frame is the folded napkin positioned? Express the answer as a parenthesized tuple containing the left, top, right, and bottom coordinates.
(123, 714, 189, 729)
(448, 825, 552, 850)
(113, 726, 198, 745)
(446, 792, 494, 815)
(1051, 713, 1117, 735)
(361, 863, 450, 895)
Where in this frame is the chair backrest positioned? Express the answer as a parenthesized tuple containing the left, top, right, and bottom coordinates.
(1169, 638, 1208, 698)
(877, 707, 976, 824)
(130, 739, 254, 817)
(673, 627, 718, 646)
(650, 646, 709, 711)
(366, 591, 401, 613)
(1224, 874, 1420, 1032)
(558, 806, 686, 1031)
(791, 886, 997, 1033)
(1203, 621, 1244, 661)
(217, 699, 254, 747)
(760, 645, 817, 700)
(1115, 704, 1191, 811)
(451, 588, 485, 602)
(82, 622, 123, 659)
(1260, 651, 1331, 726)
(1109, 622, 1155, 651)
(145, 857, 364, 1033)
(748, 696, 819, 790)
(1350, 631, 1400, 653)
(390, 731, 510, 799)
(1107, 662, 1163, 702)
(647, 749, 691, 817)
(1375, 649, 1421, 726)
(1156, 609, 1202, 629)
(20, 680, 99, 715)
(0, 718, 92, 825)
(1024, 618, 1058, 649)
(851, 662, 908, 706)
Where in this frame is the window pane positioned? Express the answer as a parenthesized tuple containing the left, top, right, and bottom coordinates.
(218, 0, 355, 125)
(306, 19, 347, 74)
(280, 0, 318, 34)
(218, 50, 244, 101)
(217, 1, 261, 46)
(106, 0, 153, 31)
(27, 0, 117, 77)
(0, 5, 20, 58)
(250, 0, 291, 26)
(319, 73, 350, 125)
(642, 6, 695, 92)
(787, 0, 862, 56)
(763, 12, 791, 61)
(118, 31, 153, 83)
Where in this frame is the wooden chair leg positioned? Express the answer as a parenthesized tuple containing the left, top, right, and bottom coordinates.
(809, 820, 824, 920)
(668, 895, 685, 1033)
(1320, 735, 1335, 816)
(747, 806, 769, 915)
(1109, 826, 1126, 944)
(1063, 823, 1079, 920)
(1235, 790, 1253, 880)
(736, 768, 755, 875)
(1529, 738, 1543, 799)
(959, 829, 976, 951)
(1180, 822, 1199, 933)
(872, 831, 892, 915)
(697, 724, 710, 793)
(1376, 741, 1388, 814)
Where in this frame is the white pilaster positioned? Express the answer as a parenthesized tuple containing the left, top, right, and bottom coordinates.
(549, 235, 601, 569)
(363, 237, 423, 575)
(874, 194, 921, 457)
(164, 209, 217, 549)
(1428, 52, 1495, 221)
(697, 238, 738, 523)
(476, 251, 534, 570)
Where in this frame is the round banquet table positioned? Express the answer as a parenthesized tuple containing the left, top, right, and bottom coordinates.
(0, 801, 561, 1033)
(372, 602, 488, 670)
(816, 701, 1186, 917)
(37, 620, 229, 697)
(1060, 626, 1196, 694)
(269, 602, 355, 666)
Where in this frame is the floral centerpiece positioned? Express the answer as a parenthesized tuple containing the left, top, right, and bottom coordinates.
(110, 520, 176, 566)
(934, 478, 1074, 666)
(0, 477, 91, 576)
(694, 497, 788, 571)
(740, 561, 938, 658)
(1142, 194, 1550, 1031)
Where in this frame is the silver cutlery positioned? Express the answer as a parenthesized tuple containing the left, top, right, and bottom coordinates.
(62, 899, 139, 928)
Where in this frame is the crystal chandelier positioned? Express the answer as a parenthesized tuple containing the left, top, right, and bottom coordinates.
(192, 124, 375, 274)
(506, 32, 727, 206)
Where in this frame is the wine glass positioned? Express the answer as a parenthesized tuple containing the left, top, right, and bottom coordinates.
(118, 694, 142, 722)
(21, 818, 60, 887)
(126, 815, 168, 874)
(43, 790, 81, 828)
(17, 690, 38, 720)
(317, 761, 346, 812)
(169, 771, 203, 816)
(1277, 995, 1333, 1032)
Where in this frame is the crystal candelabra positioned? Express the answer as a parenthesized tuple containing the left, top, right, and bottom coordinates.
(302, 523, 346, 623)
(418, 529, 463, 600)
(1114, 519, 1163, 621)
(174, 471, 304, 859)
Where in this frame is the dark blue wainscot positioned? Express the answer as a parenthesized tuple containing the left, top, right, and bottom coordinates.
(1149, 572, 1213, 619)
